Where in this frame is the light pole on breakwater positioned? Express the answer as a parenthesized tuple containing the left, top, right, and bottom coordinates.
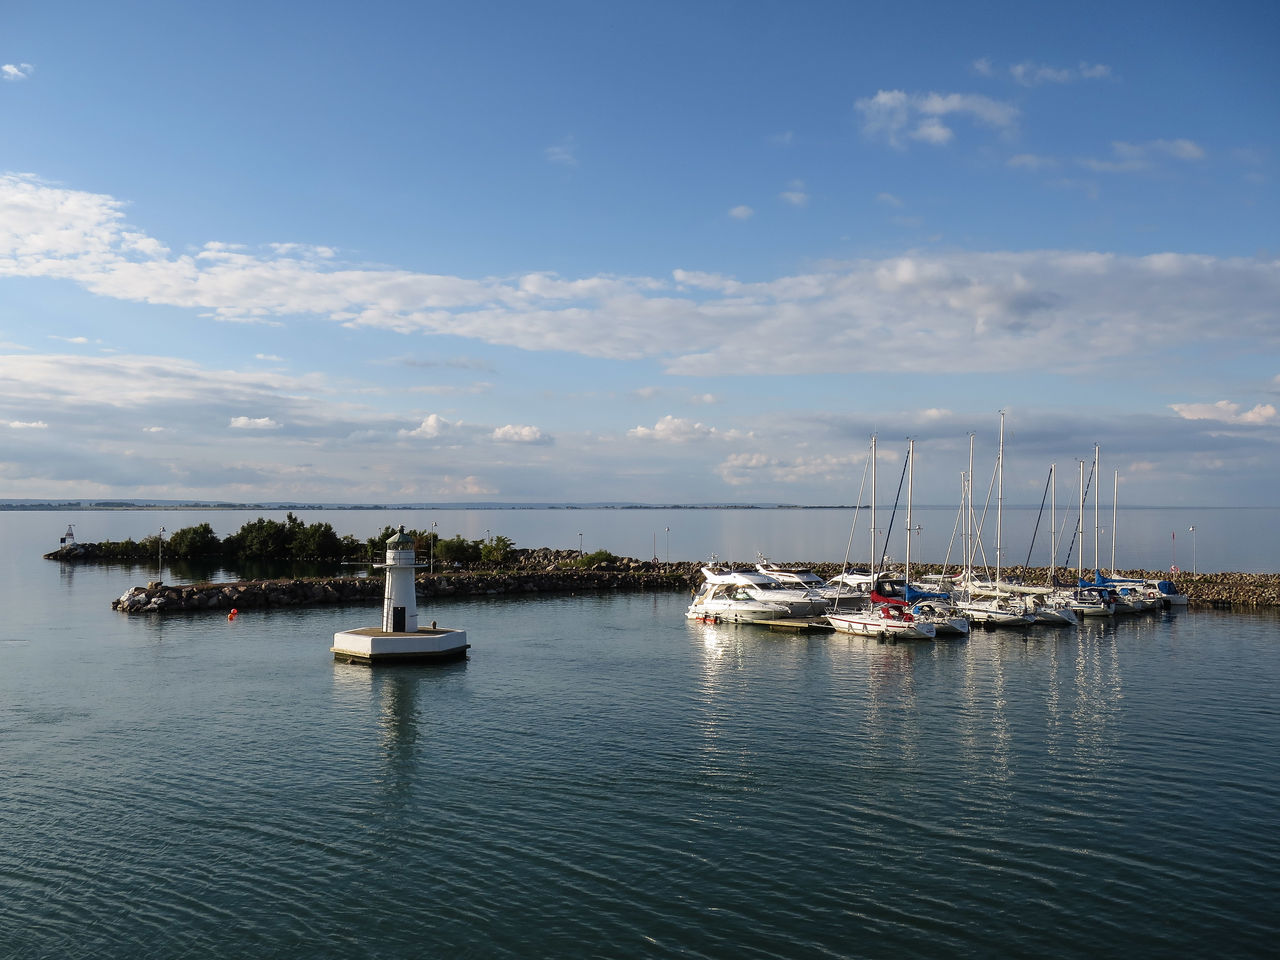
(1189, 525, 1197, 575)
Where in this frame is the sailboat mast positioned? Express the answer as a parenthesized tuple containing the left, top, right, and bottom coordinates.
(1078, 459, 1085, 583)
(967, 433, 975, 581)
(996, 412, 1004, 588)
(1093, 443, 1101, 572)
(1050, 463, 1056, 583)
(1111, 469, 1118, 573)
(870, 434, 877, 573)
(906, 438, 914, 583)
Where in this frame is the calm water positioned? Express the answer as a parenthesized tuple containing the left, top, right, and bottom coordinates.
(2, 513, 1278, 958)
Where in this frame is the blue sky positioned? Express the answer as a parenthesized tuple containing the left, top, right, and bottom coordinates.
(1, 0, 1277, 506)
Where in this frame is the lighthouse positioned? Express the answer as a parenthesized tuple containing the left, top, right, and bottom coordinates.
(331, 526, 469, 665)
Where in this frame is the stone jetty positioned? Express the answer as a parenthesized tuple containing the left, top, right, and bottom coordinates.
(54, 546, 1279, 615)
(112, 561, 701, 615)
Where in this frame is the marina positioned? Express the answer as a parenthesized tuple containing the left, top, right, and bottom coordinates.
(5, 509, 1280, 958)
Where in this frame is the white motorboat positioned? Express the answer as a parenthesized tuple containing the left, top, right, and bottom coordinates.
(1144, 579, 1188, 607)
(686, 572, 791, 623)
(753, 561, 832, 613)
(688, 567, 822, 620)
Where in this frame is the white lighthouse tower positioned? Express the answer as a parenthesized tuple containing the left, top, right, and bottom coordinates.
(331, 526, 469, 665)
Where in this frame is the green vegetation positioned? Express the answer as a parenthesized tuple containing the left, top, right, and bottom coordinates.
(164, 522, 221, 558)
(221, 514, 350, 562)
(51, 517, 546, 573)
(571, 548, 618, 568)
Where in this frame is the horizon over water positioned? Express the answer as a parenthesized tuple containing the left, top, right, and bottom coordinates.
(18, 505, 1280, 575)
(2, 512, 1277, 958)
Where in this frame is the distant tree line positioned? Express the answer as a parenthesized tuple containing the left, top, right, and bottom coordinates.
(77, 514, 520, 567)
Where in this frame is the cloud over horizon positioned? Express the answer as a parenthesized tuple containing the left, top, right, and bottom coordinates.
(3, 175, 1276, 385)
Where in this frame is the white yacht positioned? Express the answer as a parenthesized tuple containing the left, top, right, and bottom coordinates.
(753, 561, 832, 613)
(687, 567, 821, 621)
(686, 572, 791, 623)
(1144, 579, 1188, 607)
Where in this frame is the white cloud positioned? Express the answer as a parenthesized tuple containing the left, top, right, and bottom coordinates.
(1170, 401, 1277, 425)
(1152, 138, 1205, 160)
(629, 415, 719, 443)
(855, 89, 1017, 148)
(917, 92, 1018, 128)
(876, 192, 903, 207)
(1080, 139, 1205, 172)
(1011, 61, 1073, 86)
(545, 136, 578, 166)
(6, 419, 47, 429)
(1010, 60, 1111, 86)
(402, 413, 457, 438)
(492, 424, 550, 444)
(2, 63, 34, 81)
(728, 205, 754, 220)
(716, 451, 864, 486)
(672, 269, 741, 293)
(229, 416, 281, 430)
(972, 58, 993, 77)
(3, 176, 1278, 384)
(911, 117, 953, 145)
(780, 180, 809, 206)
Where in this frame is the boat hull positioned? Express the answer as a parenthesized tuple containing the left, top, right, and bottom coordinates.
(825, 612, 937, 640)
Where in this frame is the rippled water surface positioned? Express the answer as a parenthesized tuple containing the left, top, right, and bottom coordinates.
(2, 518, 1279, 958)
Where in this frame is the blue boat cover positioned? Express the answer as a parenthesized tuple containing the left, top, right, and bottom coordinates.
(904, 584, 950, 603)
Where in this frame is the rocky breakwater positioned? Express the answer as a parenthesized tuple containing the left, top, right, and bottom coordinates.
(1170, 571, 1280, 609)
(112, 559, 701, 615)
(113, 577, 384, 613)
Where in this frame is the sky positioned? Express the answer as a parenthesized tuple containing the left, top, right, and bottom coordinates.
(1, 0, 1277, 507)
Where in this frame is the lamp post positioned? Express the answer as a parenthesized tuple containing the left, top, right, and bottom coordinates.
(665, 526, 670, 565)
(578, 532, 583, 557)
(430, 521, 437, 575)
(158, 526, 165, 570)
(1189, 525, 1197, 576)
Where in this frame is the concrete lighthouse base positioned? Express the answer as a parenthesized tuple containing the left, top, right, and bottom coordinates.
(331, 626, 469, 665)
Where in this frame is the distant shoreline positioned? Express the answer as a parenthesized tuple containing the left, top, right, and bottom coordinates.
(0, 501, 1248, 512)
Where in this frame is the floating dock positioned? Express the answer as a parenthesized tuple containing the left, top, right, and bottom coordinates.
(760, 617, 834, 632)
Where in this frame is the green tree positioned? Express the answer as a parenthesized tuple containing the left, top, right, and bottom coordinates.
(165, 523, 222, 559)
(479, 534, 514, 566)
(435, 534, 481, 566)
(289, 520, 342, 560)
(222, 515, 297, 560)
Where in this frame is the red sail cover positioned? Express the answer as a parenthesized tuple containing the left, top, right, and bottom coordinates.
(870, 590, 906, 607)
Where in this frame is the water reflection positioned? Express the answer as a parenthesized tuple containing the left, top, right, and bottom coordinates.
(331, 662, 467, 804)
